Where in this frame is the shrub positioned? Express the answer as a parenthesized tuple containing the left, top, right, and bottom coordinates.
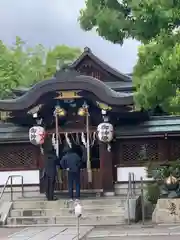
(145, 159, 180, 204)
(147, 160, 180, 180)
(146, 182, 160, 204)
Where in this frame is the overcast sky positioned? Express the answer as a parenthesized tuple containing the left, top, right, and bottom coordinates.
(0, 0, 140, 73)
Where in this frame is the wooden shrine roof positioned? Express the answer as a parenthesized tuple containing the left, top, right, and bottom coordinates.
(106, 82, 133, 92)
(12, 47, 134, 98)
(69, 47, 132, 82)
(116, 115, 180, 138)
(0, 70, 133, 111)
(0, 122, 29, 143)
(12, 81, 134, 97)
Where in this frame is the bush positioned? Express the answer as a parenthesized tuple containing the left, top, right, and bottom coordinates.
(147, 160, 180, 180)
(145, 159, 180, 204)
(146, 182, 160, 205)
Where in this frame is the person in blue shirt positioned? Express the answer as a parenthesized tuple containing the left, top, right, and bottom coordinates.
(60, 146, 82, 201)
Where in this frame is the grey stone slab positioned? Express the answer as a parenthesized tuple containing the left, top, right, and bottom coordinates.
(0, 228, 25, 238)
(8, 227, 47, 239)
(28, 227, 66, 240)
(7, 227, 88, 240)
(72, 226, 93, 240)
(50, 234, 76, 240)
(47, 226, 93, 240)
(87, 237, 180, 240)
(88, 231, 111, 237)
(61, 227, 92, 235)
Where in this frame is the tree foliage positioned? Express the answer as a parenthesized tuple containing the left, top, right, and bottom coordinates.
(0, 37, 81, 99)
(134, 31, 180, 113)
(79, 0, 180, 113)
(79, 0, 180, 44)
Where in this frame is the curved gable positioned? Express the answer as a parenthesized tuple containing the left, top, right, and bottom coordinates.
(0, 70, 133, 111)
(69, 47, 131, 83)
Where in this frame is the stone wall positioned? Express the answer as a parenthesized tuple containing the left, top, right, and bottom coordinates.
(152, 198, 180, 223)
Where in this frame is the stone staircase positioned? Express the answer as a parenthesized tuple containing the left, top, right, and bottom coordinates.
(5, 196, 127, 227)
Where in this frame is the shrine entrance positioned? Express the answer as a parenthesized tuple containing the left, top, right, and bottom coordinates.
(36, 93, 103, 193)
(39, 129, 101, 194)
(52, 132, 101, 192)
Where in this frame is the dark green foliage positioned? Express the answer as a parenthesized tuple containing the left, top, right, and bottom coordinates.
(146, 182, 160, 204)
(133, 32, 180, 113)
(79, 1, 180, 114)
(79, 0, 180, 44)
(147, 160, 180, 181)
(146, 160, 180, 203)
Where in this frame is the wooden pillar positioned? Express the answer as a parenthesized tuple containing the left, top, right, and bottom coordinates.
(112, 140, 118, 183)
(158, 138, 169, 162)
(99, 143, 114, 194)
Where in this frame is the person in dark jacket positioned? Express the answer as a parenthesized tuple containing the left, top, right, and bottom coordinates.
(43, 135, 58, 201)
(60, 147, 82, 200)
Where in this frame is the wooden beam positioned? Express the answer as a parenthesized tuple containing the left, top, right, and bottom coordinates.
(47, 127, 97, 134)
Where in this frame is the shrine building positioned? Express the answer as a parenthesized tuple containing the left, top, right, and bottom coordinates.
(0, 47, 179, 195)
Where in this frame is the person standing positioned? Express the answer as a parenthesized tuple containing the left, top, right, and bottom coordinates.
(43, 135, 58, 201)
(60, 147, 82, 201)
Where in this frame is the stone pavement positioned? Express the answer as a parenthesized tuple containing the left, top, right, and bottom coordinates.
(2, 224, 180, 240)
(95, 237, 180, 240)
(87, 224, 180, 239)
(2, 226, 93, 240)
(0, 227, 25, 239)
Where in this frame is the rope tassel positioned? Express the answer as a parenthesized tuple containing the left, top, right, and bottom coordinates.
(65, 133, 72, 148)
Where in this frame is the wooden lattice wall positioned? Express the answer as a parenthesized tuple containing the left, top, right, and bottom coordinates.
(0, 143, 39, 171)
(116, 137, 180, 166)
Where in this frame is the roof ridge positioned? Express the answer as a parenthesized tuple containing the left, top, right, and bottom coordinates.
(69, 47, 131, 82)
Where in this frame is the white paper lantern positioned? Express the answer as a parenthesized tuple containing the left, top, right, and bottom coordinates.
(97, 122, 114, 143)
(29, 126, 46, 145)
(74, 202, 82, 218)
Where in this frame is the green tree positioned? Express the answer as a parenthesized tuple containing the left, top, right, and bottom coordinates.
(0, 37, 81, 99)
(45, 45, 81, 79)
(0, 38, 23, 99)
(79, 0, 180, 44)
(133, 31, 180, 113)
(79, 1, 180, 113)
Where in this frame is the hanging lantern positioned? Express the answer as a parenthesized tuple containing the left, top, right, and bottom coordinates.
(54, 105, 66, 117)
(77, 107, 86, 117)
(97, 122, 114, 143)
(29, 126, 46, 145)
(77, 102, 89, 117)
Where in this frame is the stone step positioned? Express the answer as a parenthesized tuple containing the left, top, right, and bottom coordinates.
(7, 214, 126, 226)
(12, 203, 125, 211)
(10, 206, 125, 217)
(12, 198, 126, 210)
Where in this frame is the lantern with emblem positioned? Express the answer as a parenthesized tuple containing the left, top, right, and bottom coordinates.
(29, 126, 46, 145)
(97, 122, 114, 143)
(97, 122, 114, 151)
(97, 109, 114, 152)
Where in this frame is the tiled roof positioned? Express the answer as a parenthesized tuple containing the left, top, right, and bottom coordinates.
(69, 47, 132, 82)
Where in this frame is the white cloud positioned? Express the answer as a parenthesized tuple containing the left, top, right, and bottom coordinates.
(0, 0, 140, 73)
